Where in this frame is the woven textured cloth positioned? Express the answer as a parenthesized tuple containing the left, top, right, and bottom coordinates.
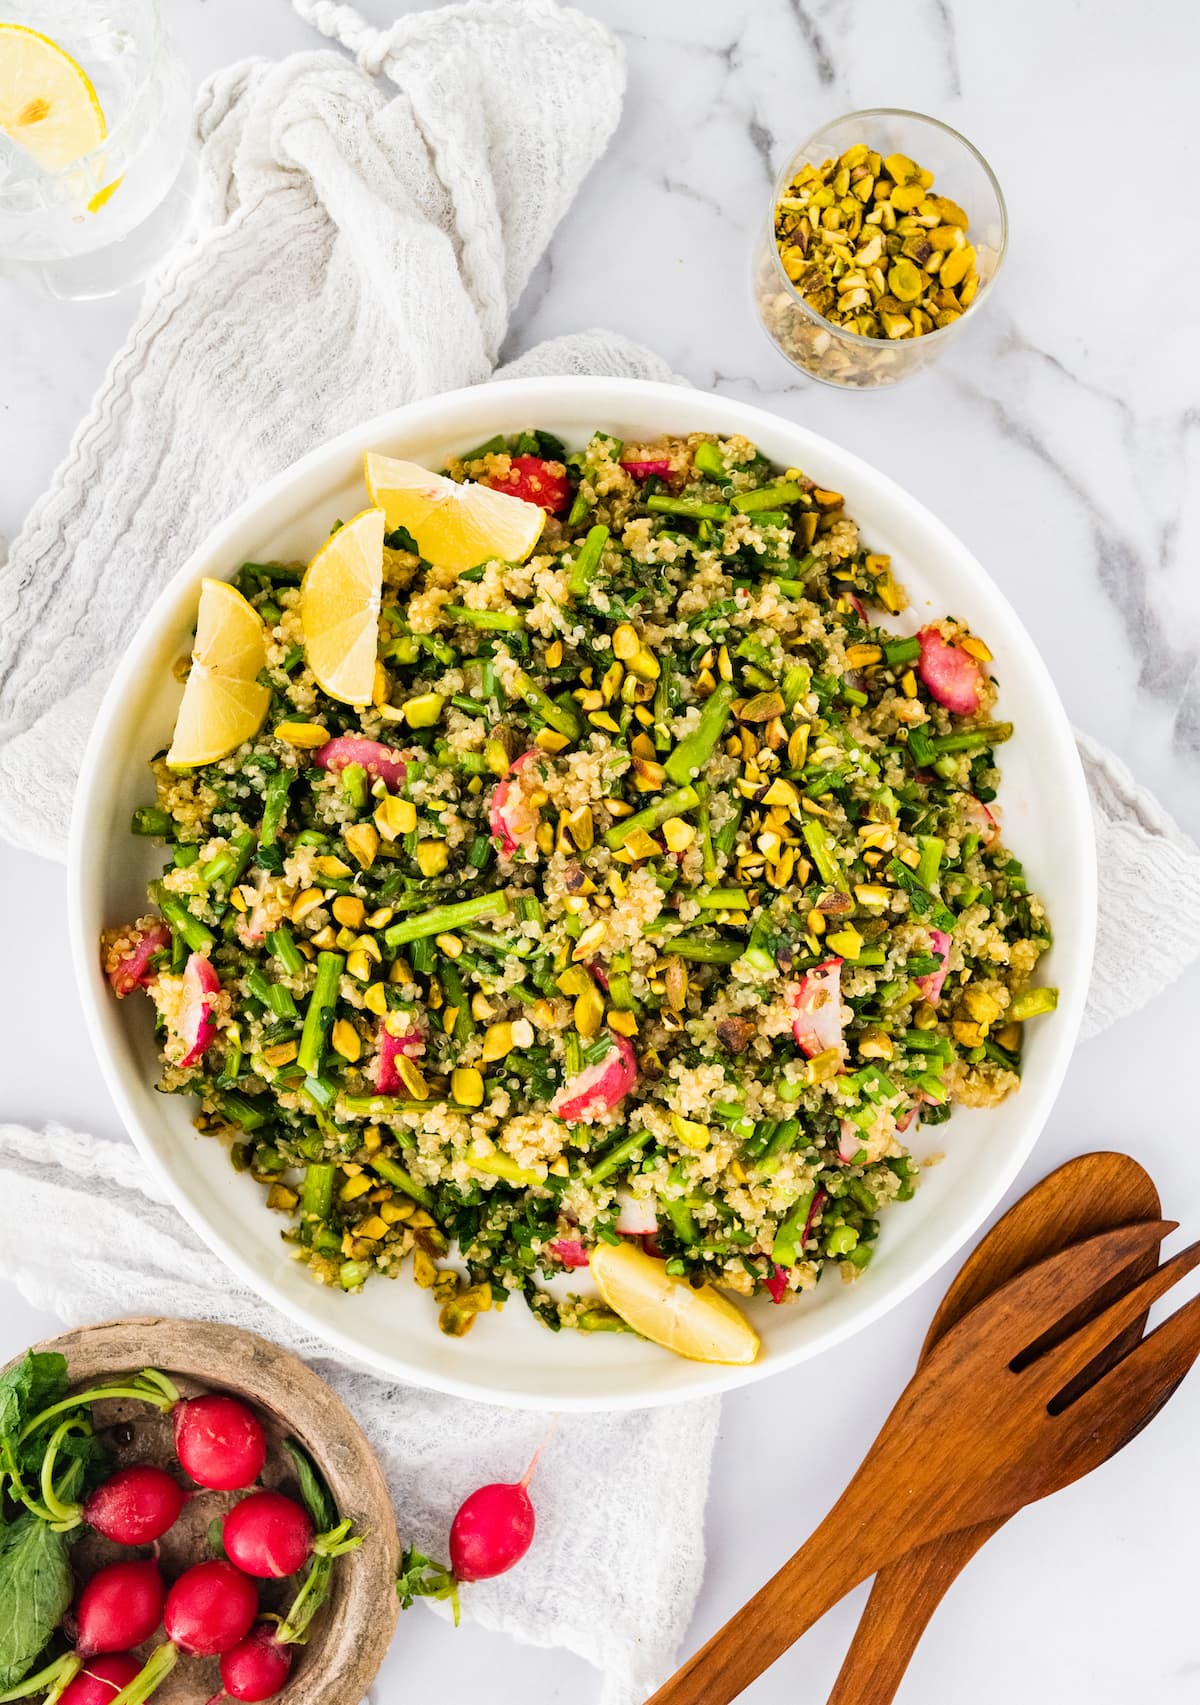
(0, 3, 1198, 1699)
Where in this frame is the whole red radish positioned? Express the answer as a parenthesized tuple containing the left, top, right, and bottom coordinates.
(449, 1476, 536, 1583)
(165, 1560, 258, 1656)
(58, 1653, 142, 1705)
(83, 1464, 186, 1546)
(223, 1490, 313, 1579)
(76, 1559, 165, 1655)
(218, 1623, 294, 1702)
(174, 1393, 265, 1490)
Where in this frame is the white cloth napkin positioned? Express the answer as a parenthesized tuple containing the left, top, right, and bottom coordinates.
(0, 3, 1198, 1700)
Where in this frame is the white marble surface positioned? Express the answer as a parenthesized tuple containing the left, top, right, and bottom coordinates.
(3, 1, 1200, 1700)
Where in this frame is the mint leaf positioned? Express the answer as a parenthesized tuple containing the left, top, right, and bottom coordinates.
(0, 1514, 72, 1689)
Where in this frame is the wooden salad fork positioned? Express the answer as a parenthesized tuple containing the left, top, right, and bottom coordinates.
(827, 1151, 1162, 1705)
(647, 1218, 1200, 1705)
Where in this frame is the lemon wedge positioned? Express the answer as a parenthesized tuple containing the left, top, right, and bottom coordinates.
(364, 450, 544, 571)
(300, 507, 385, 706)
(589, 1242, 760, 1365)
(167, 579, 270, 768)
(0, 24, 105, 172)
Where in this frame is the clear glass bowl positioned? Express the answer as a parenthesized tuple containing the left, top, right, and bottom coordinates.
(753, 108, 1007, 390)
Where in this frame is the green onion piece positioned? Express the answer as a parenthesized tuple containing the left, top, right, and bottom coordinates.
(646, 495, 730, 521)
(802, 818, 849, 894)
(692, 441, 727, 480)
(662, 937, 742, 964)
(1008, 987, 1059, 1021)
(915, 835, 945, 892)
(772, 1188, 817, 1268)
(300, 1163, 335, 1221)
(884, 636, 921, 667)
(443, 606, 524, 632)
(583, 1129, 646, 1185)
(384, 891, 510, 952)
(511, 671, 582, 740)
(604, 784, 700, 851)
(694, 888, 749, 909)
(566, 524, 610, 598)
(663, 681, 737, 786)
(157, 894, 215, 955)
(341, 764, 368, 810)
(369, 1154, 433, 1208)
(297, 951, 344, 1077)
(131, 806, 172, 837)
(731, 482, 806, 513)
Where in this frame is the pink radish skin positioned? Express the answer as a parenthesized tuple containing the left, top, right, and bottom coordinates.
(312, 735, 409, 792)
(83, 1465, 186, 1547)
(76, 1560, 165, 1655)
(165, 1561, 258, 1657)
(787, 958, 845, 1059)
(764, 1265, 789, 1304)
(620, 458, 672, 480)
(375, 1014, 427, 1093)
(176, 954, 221, 1068)
(174, 1394, 266, 1491)
(450, 1479, 536, 1583)
(615, 1188, 658, 1236)
(839, 1120, 866, 1163)
(107, 922, 170, 998)
(916, 626, 985, 715)
(550, 1032, 638, 1122)
(914, 928, 952, 1008)
(58, 1654, 143, 1705)
(218, 1623, 294, 1702)
(896, 1107, 918, 1135)
(487, 751, 542, 858)
(547, 1237, 589, 1270)
(222, 1490, 313, 1580)
(963, 794, 1000, 846)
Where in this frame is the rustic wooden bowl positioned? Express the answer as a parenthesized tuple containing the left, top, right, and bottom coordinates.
(11, 1317, 400, 1704)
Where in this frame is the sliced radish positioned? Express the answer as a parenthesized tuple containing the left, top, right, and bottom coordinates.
(177, 955, 221, 1068)
(313, 735, 409, 792)
(896, 1107, 918, 1134)
(839, 1119, 866, 1163)
(916, 627, 985, 716)
(847, 592, 869, 625)
(548, 1238, 590, 1270)
(488, 750, 543, 859)
(615, 1188, 658, 1236)
(963, 794, 1000, 846)
(787, 958, 845, 1059)
(375, 1014, 426, 1093)
(107, 922, 170, 998)
(588, 960, 610, 994)
(764, 1265, 789, 1304)
(621, 458, 672, 480)
(914, 928, 952, 1007)
(551, 1033, 638, 1123)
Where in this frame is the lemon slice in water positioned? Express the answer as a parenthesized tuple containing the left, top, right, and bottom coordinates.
(589, 1242, 760, 1365)
(0, 24, 105, 171)
(301, 508, 385, 706)
(167, 580, 270, 767)
(364, 450, 544, 572)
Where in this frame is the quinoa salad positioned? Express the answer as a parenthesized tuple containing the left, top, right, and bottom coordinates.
(102, 426, 1058, 1353)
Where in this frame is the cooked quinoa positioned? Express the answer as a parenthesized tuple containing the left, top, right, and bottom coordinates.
(103, 425, 1058, 1344)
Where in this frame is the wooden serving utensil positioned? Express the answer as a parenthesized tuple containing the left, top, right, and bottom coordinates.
(826, 1151, 1162, 1705)
(647, 1215, 1200, 1705)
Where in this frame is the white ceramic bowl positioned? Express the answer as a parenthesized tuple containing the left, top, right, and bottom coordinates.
(69, 376, 1096, 1411)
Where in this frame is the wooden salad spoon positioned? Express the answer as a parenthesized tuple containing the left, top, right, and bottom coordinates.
(826, 1150, 1162, 1705)
(647, 1215, 1200, 1705)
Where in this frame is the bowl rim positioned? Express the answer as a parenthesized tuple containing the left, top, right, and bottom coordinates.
(67, 374, 1097, 1410)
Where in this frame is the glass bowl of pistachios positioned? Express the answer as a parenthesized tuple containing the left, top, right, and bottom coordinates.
(753, 108, 1007, 389)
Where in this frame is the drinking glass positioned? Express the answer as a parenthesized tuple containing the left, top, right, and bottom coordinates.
(0, 0, 195, 299)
